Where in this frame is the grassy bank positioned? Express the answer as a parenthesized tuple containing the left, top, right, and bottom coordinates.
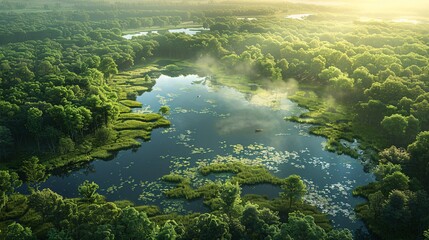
(286, 87, 381, 160)
(45, 60, 188, 171)
(0, 60, 183, 172)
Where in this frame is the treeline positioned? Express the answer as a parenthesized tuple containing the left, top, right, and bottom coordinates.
(354, 144, 429, 239)
(0, 6, 278, 45)
(0, 12, 185, 45)
(0, 170, 353, 240)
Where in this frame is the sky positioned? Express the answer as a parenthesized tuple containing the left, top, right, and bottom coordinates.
(286, 0, 429, 16)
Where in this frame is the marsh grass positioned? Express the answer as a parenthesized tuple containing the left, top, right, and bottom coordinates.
(117, 129, 152, 141)
(119, 113, 162, 122)
(119, 100, 143, 108)
(286, 88, 379, 159)
(163, 162, 286, 203)
(162, 174, 186, 183)
(116, 103, 131, 113)
(114, 120, 154, 130)
(200, 162, 285, 185)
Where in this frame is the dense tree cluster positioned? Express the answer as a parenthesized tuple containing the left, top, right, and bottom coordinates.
(355, 144, 429, 239)
(0, 173, 351, 240)
(0, 18, 157, 159)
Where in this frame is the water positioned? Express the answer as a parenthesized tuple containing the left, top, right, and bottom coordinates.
(167, 27, 208, 35)
(122, 27, 208, 39)
(237, 17, 257, 21)
(286, 14, 313, 20)
(39, 74, 374, 231)
(122, 31, 158, 40)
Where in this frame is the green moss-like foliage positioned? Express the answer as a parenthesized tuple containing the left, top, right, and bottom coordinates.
(162, 174, 186, 183)
(117, 130, 152, 141)
(200, 162, 285, 185)
(114, 120, 154, 131)
(119, 100, 143, 108)
(116, 103, 132, 113)
(118, 113, 162, 122)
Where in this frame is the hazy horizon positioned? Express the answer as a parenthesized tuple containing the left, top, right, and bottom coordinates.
(285, 0, 429, 16)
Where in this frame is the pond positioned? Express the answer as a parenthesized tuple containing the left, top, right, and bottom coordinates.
(122, 27, 208, 39)
(39, 73, 374, 231)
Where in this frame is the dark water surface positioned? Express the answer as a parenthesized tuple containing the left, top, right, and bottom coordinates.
(39, 74, 374, 230)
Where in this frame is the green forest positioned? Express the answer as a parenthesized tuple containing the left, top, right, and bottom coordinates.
(1, 0, 429, 239)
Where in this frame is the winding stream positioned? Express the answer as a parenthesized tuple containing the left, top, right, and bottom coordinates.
(39, 73, 374, 231)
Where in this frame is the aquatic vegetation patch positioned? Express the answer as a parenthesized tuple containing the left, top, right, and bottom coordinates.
(114, 120, 155, 131)
(169, 129, 195, 149)
(114, 117, 170, 131)
(200, 162, 285, 185)
(162, 157, 287, 203)
(303, 178, 358, 223)
(162, 174, 186, 183)
(97, 138, 141, 152)
(173, 107, 230, 118)
(118, 113, 162, 122)
(117, 130, 152, 141)
(191, 147, 214, 155)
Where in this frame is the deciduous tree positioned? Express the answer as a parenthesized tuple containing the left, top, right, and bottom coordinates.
(280, 175, 306, 208)
(22, 156, 47, 191)
(0, 170, 21, 211)
(6, 222, 34, 240)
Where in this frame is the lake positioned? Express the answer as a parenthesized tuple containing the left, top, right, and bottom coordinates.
(122, 27, 208, 39)
(286, 14, 313, 20)
(39, 73, 374, 231)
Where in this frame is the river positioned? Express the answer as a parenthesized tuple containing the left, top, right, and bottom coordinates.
(39, 73, 374, 231)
